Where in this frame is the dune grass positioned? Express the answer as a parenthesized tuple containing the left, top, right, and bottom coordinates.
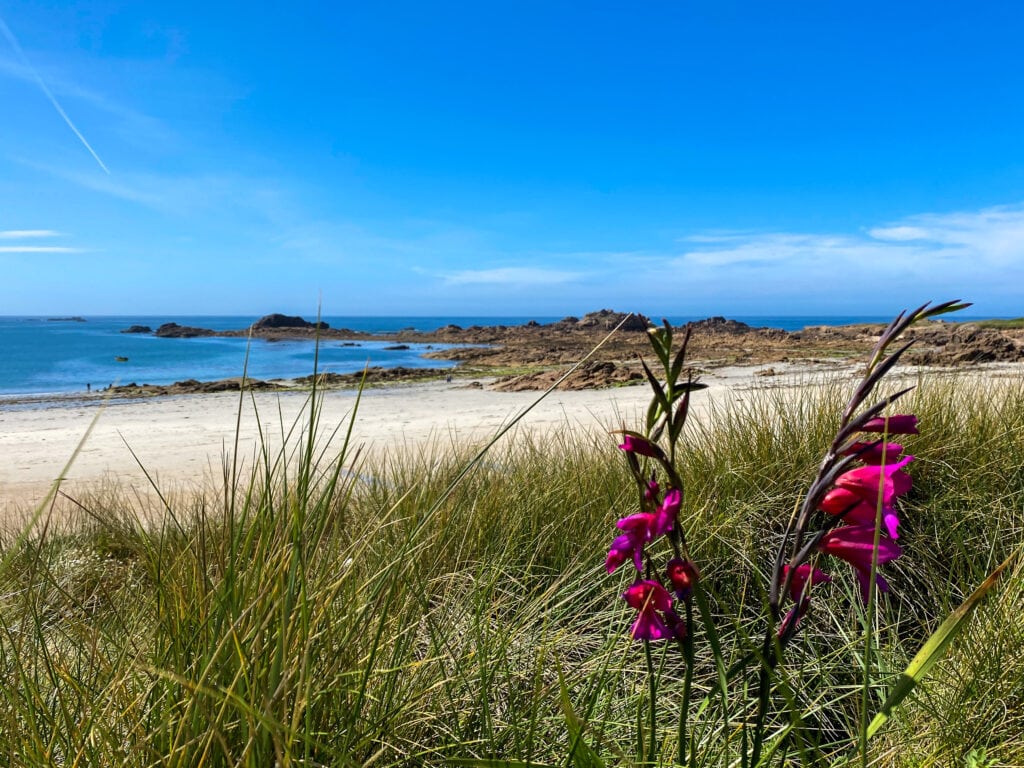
(1, 373, 1022, 766)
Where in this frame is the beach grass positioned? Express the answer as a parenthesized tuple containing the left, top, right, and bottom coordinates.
(1, 374, 1023, 766)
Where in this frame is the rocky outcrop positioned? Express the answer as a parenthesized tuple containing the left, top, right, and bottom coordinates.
(575, 309, 651, 332)
(121, 325, 152, 334)
(492, 361, 645, 391)
(250, 314, 330, 331)
(902, 323, 1024, 365)
(294, 367, 454, 385)
(154, 322, 217, 338)
(111, 378, 281, 396)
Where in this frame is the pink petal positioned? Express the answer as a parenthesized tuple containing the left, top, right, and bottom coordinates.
(862, 415, 919, 434)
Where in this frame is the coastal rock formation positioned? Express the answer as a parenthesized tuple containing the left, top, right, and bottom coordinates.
(492, 361, 645, 391)
(575, 309, 651, 331)
(902, 323, 1024, 364)
(121, 325, 153, 334)
(251, 314, 330, 331)
(154, 322, 216, 338)
(294, 367, 453, 385)
(111, 378, 281, 396)
(105, 310, 1024, 396)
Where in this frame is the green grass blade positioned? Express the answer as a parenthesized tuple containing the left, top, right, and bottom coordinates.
(558, 666, 608, 768)
(866, 546, 1021, 739)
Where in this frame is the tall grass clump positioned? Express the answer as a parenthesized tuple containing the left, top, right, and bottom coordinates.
(0, 303, 1022, 766)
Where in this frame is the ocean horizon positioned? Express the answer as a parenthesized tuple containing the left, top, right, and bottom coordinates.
(0, 313, 999, 397)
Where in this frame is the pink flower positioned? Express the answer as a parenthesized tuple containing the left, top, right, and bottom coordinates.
(618, 434, 663, 459)
(652, 488, 681, 537)
(783, 563, 832, 604)
(818, 525, 902, 602)
(605, 512, 656, 573)
(605, 489, 680, 573)
(861, 414, 918, 435)
(820, 487, 901, 539)
(778, 564, 832, 636)
(841, 441, 905, 465)
(666, 557, 699, 601)
(622, 580, 674, 641)
(834, 455, 913, 507)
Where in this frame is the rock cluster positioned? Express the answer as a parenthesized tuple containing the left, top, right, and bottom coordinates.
(250, 314, 330, 331)
(154, 322, 216, 338)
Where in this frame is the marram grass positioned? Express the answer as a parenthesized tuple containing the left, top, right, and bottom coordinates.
(0, 374, 1022, 766)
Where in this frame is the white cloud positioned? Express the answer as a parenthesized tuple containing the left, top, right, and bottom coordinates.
(0, 229, 61, 238)
(443, 266, 582, 286)
(0, 245, 80, 253)
(0, 229, 82, 254)
(641, 202, 1024, 313)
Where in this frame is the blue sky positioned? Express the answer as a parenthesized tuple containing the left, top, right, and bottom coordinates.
(1, 1, 1023, 317)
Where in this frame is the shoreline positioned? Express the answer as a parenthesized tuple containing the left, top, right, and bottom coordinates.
(3, 359, 1022, 522)
(0, 362, 848, 518)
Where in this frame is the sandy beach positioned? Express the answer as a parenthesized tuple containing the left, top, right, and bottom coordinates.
(0, 362, 853, 519)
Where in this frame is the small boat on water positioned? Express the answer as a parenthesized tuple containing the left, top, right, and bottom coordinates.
(115, 356, 129, 362)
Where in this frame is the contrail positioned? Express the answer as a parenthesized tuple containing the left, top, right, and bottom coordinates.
(0, 13, 110, 174)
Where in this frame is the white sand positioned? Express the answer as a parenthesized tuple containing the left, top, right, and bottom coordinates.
(0, 361, 864, 518)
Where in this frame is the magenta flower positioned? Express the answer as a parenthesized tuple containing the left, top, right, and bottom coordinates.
(666, 557, 699, 601)
(841, 440, 905, 465)
(833, 455, 913, 507)
(861, 414, 919, 434)
(820, 487, 901, 539)
(605, 512, 656, 573)
(778, 563, 832, 636)
(622, 580, 674, 641)
(652, 488, 681, 537)
(818, 524, 902, 601)
(783, 563, 832, 603)
(618, 434, 664, 459)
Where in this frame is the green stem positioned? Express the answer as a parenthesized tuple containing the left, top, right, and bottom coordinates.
(678, 601, 695, 766)
(645, 640, 658, 765)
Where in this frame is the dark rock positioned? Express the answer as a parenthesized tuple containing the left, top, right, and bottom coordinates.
(155, 322, 216, 338)
(250, 313, 329, 331)
(383, 344, 410, 350)
(576, 309, 651, 332)
(121, 325, 152, 334)
(689, 316, 753, 334)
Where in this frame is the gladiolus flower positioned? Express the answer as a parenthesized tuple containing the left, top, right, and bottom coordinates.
(861, 414, 918, 434)
(834, 455, 913, 507)
(622, 580, 674, 641)
(666, 557, 699, 601)
(618, 434, 664, 459)
(841, 441, 904, 465)
(818, 524, 902, 602)
(820, 487, 901, 539)
(652, 488, 681, 537)
(605, 512, 656, 573)
(783, 563, 832, 604)
(643, 476, 660, 501)
(778, 564, 832, 637)
(663, 608, 689, 640)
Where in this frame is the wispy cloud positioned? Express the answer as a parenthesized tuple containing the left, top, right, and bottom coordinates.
(442, 266, 583, 286)
(0, 229, 61, 238)
(0, 245, 80, 253)
(0, 229, 82, 254)
(664, 203, 1024, 311)
(0, 13, 110, 174)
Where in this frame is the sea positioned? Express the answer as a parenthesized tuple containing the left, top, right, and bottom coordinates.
(0, 313, 988, 398)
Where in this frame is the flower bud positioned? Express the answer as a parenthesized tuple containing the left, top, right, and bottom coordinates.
(666, 557, 699, 601)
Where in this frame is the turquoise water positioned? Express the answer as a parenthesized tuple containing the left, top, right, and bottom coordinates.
(0, 313, 949, 396)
